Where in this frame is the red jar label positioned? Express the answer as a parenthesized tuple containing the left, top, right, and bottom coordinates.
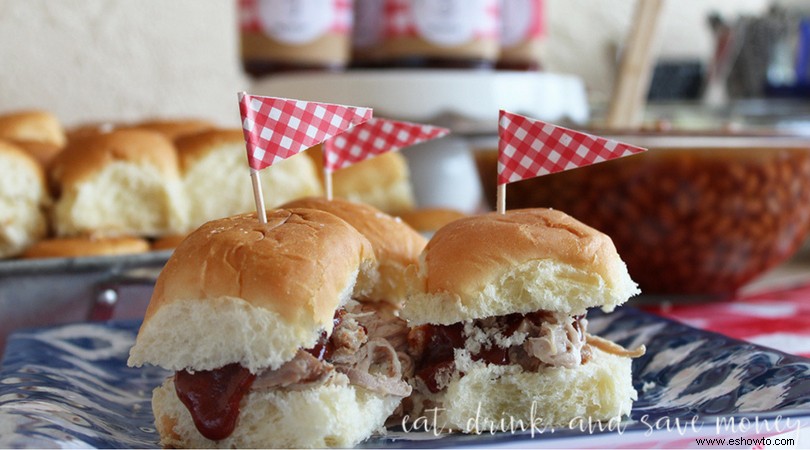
(501, 0, 544, 48)
(240, 0, 353, 44)
(384, 0, 499, 46)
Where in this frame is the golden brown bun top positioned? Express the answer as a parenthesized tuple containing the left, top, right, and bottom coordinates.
(282, 197, 426, 271)
(144, 208, 375, 329)
(65, 121, 120, 142)
(174, 128, 244, 172)
(49, 129, 181, 189)
(8, 139, 63, 168)
(423, 208, 630, 299)
(0, 110, 67, 147)
(128, 118, 216, 141)
(398, 208, 467, 233)
(0, 139, 46, 187)
(21, 236, 150, 259)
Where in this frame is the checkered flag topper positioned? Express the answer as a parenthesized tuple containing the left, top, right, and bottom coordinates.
(239, 93, 372, 171)
(497, 110, 646, 185)
(323, 118, 450, 172)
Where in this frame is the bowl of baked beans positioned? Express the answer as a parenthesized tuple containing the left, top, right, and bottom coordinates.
(474, 134, 810, 297)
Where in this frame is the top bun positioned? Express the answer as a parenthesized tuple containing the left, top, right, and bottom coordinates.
(0, 110, 66, 147)
(282, 197, 426, 306)
(126, 118, 215, 141)
(128, 208, 376, 373)
(401, 208, 639, 325)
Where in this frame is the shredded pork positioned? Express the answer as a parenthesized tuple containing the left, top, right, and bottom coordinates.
(252, 302, 412, 398)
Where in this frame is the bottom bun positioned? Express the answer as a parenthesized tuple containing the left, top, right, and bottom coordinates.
(419, 347, 635, 433)
(152, 377, 401, 448)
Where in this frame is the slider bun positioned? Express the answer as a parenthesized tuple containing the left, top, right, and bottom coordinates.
(0, 110, 66, 147)
(282, 197, 427, 305)
(21, 236, 150, 259)
(434, 347, 635, 431)
(126, 118, 215, 141)
(176, 129, 322, 229)
(397, 207, 467, 234)
(308, 145, 415, 214)
(49, 129, 187, 237)
(402, 209, 639, 325)
(0, 140, 49, 258)
(8, 139, 63, 168)
(152, 379, 399, 448)
(128, 209, 376, 373)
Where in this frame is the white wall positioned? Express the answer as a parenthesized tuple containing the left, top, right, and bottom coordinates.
(0, 0, 249, 127)
(0, 0, 772, 126)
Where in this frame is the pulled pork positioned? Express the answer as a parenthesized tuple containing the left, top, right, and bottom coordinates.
(409, 311, 634, 393)
(251, 303, 412, 398)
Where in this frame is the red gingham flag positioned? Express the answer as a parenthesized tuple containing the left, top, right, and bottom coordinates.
(497, 110, 646, 185)
(239, 93, 372, 171)
(323, 118, 449, 172)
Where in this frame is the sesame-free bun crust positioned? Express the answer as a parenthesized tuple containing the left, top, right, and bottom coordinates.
(282, 197, 427, 305)
(128, 209, 375, 372)
(0, 140, 49, 258)
(431, 347, 635, 431)
(176, 129, 322, 229)
(398, 207, 467, 233)
(21, 236, 149, 259)
(49, 129, 187, 237)
(402, 209, 639, 325)
(0, 110, 66, 147)
(152, 378, 399, 448)
(126, 118, 215, 141)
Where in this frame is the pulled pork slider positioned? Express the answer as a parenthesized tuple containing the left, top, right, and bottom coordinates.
(401, 208, 645, 431)
(128, 209, 411, 448)
(281, 197, 427, 414)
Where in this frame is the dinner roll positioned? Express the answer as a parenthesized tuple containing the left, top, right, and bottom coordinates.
(127, 118, 216, 141)
(176, 129, 322, 229)
(0, 110, 67, 147)
(0, 140, 49, 258)
(307, 145, 415, 214)
(49, 129, 187, 237)
(21, 236, 150, 259)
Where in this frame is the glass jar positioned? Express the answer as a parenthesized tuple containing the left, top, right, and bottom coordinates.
(497, 0, 545, 70)
(240, 0, 354, 76)
(379, 0, 500, 69)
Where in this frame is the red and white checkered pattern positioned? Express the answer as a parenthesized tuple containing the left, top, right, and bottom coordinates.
(323, 118, 449, 172)
(497, 110, 646, 185)
(238, 0, 353, 34)
(645, 281, 810, 358)
(384, 0, 500, 40)
(239, 94, 372, 171)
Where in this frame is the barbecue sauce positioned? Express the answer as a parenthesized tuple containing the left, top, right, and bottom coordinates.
(174, 363, 256, 441)
(412, 311, 565, 393)
(306, 308, 347, 361)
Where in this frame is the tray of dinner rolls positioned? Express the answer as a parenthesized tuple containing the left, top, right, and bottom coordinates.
(0, 108, 438, 357)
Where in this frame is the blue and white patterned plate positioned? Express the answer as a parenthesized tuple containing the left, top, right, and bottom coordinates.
(1, 308, 809, 448)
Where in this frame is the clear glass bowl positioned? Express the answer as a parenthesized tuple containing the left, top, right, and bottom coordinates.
(475, 135, 810, 297)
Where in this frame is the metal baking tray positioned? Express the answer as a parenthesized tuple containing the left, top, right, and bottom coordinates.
(0, 251, 172, 360)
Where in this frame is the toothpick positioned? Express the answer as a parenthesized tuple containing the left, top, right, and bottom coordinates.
(497, 184, 506, 214)
(251, 169, 267, 223)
